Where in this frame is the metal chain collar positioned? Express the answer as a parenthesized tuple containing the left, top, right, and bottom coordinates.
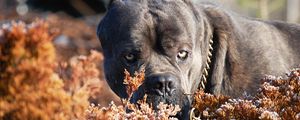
(190, 37, 214, 120)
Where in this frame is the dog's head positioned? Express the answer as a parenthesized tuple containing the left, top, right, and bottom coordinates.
(97, 0, 212, 118)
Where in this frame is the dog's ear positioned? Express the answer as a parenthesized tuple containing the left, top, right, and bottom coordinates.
(203, 7, 247, 96)
(97, 21, 108, 50)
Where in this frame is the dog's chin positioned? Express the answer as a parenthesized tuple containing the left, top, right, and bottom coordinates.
(130, 89, 191, 119)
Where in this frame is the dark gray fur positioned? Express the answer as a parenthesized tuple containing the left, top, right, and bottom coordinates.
(97, 0, 300, 118)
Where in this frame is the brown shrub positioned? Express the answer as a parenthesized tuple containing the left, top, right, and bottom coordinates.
(85, 69, 181, 120)
(192, 69, 300, 119)
(0, 20, 88, 119)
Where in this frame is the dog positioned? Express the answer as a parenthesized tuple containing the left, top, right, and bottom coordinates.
(97, 0, 300, 118)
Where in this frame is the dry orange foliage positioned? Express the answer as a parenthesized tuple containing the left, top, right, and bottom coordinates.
(0, 20, 88, 119)
(123, 69, 145, 98)
(58, 50, 103, 99)
(86, 70, 180, 120)
(192, 69, 300, 119)
(86, 95, 181, 120)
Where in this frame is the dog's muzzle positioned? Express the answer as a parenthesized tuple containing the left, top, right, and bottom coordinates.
(144, 73, 179, 97)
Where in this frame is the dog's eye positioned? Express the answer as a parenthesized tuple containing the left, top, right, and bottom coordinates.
(177, 50, 188, 60)
(124, 53, 136, 63)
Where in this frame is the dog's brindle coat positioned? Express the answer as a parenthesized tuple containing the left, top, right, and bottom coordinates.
(97, 0, 300, 118)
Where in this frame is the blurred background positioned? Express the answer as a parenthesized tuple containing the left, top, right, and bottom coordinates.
(219, 0, 300, 23)
(1, 0, 299, 22)
(0, 0, 299, 106)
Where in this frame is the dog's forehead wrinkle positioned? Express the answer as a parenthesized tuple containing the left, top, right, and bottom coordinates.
(114, 41, 140, 54)
(155, 24, 193, 54)
(101, 11, 153, 56)
(143, 54, 182, 73)
(149, 5, 196, 51)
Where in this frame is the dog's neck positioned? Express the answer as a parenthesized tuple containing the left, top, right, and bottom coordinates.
(199, 36, 214, 90)
(190, 33, 214, 119)
(193, 7, 216, 92)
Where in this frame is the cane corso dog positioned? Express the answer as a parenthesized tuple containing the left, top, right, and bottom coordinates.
(97, 0, 300, 118)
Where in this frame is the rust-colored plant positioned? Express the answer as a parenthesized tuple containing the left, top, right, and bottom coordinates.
(58, 50, 103, 99)
(85, 69, 181, 120)
(123, 69, 145, 98)
(0, 20, 88, 119)
(192, 69, 300, 119)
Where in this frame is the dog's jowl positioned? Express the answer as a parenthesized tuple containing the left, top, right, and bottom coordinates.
(97, 0, 300, 118)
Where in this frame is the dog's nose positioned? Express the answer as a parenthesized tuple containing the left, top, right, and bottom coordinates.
(147, 74, 177, 96)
